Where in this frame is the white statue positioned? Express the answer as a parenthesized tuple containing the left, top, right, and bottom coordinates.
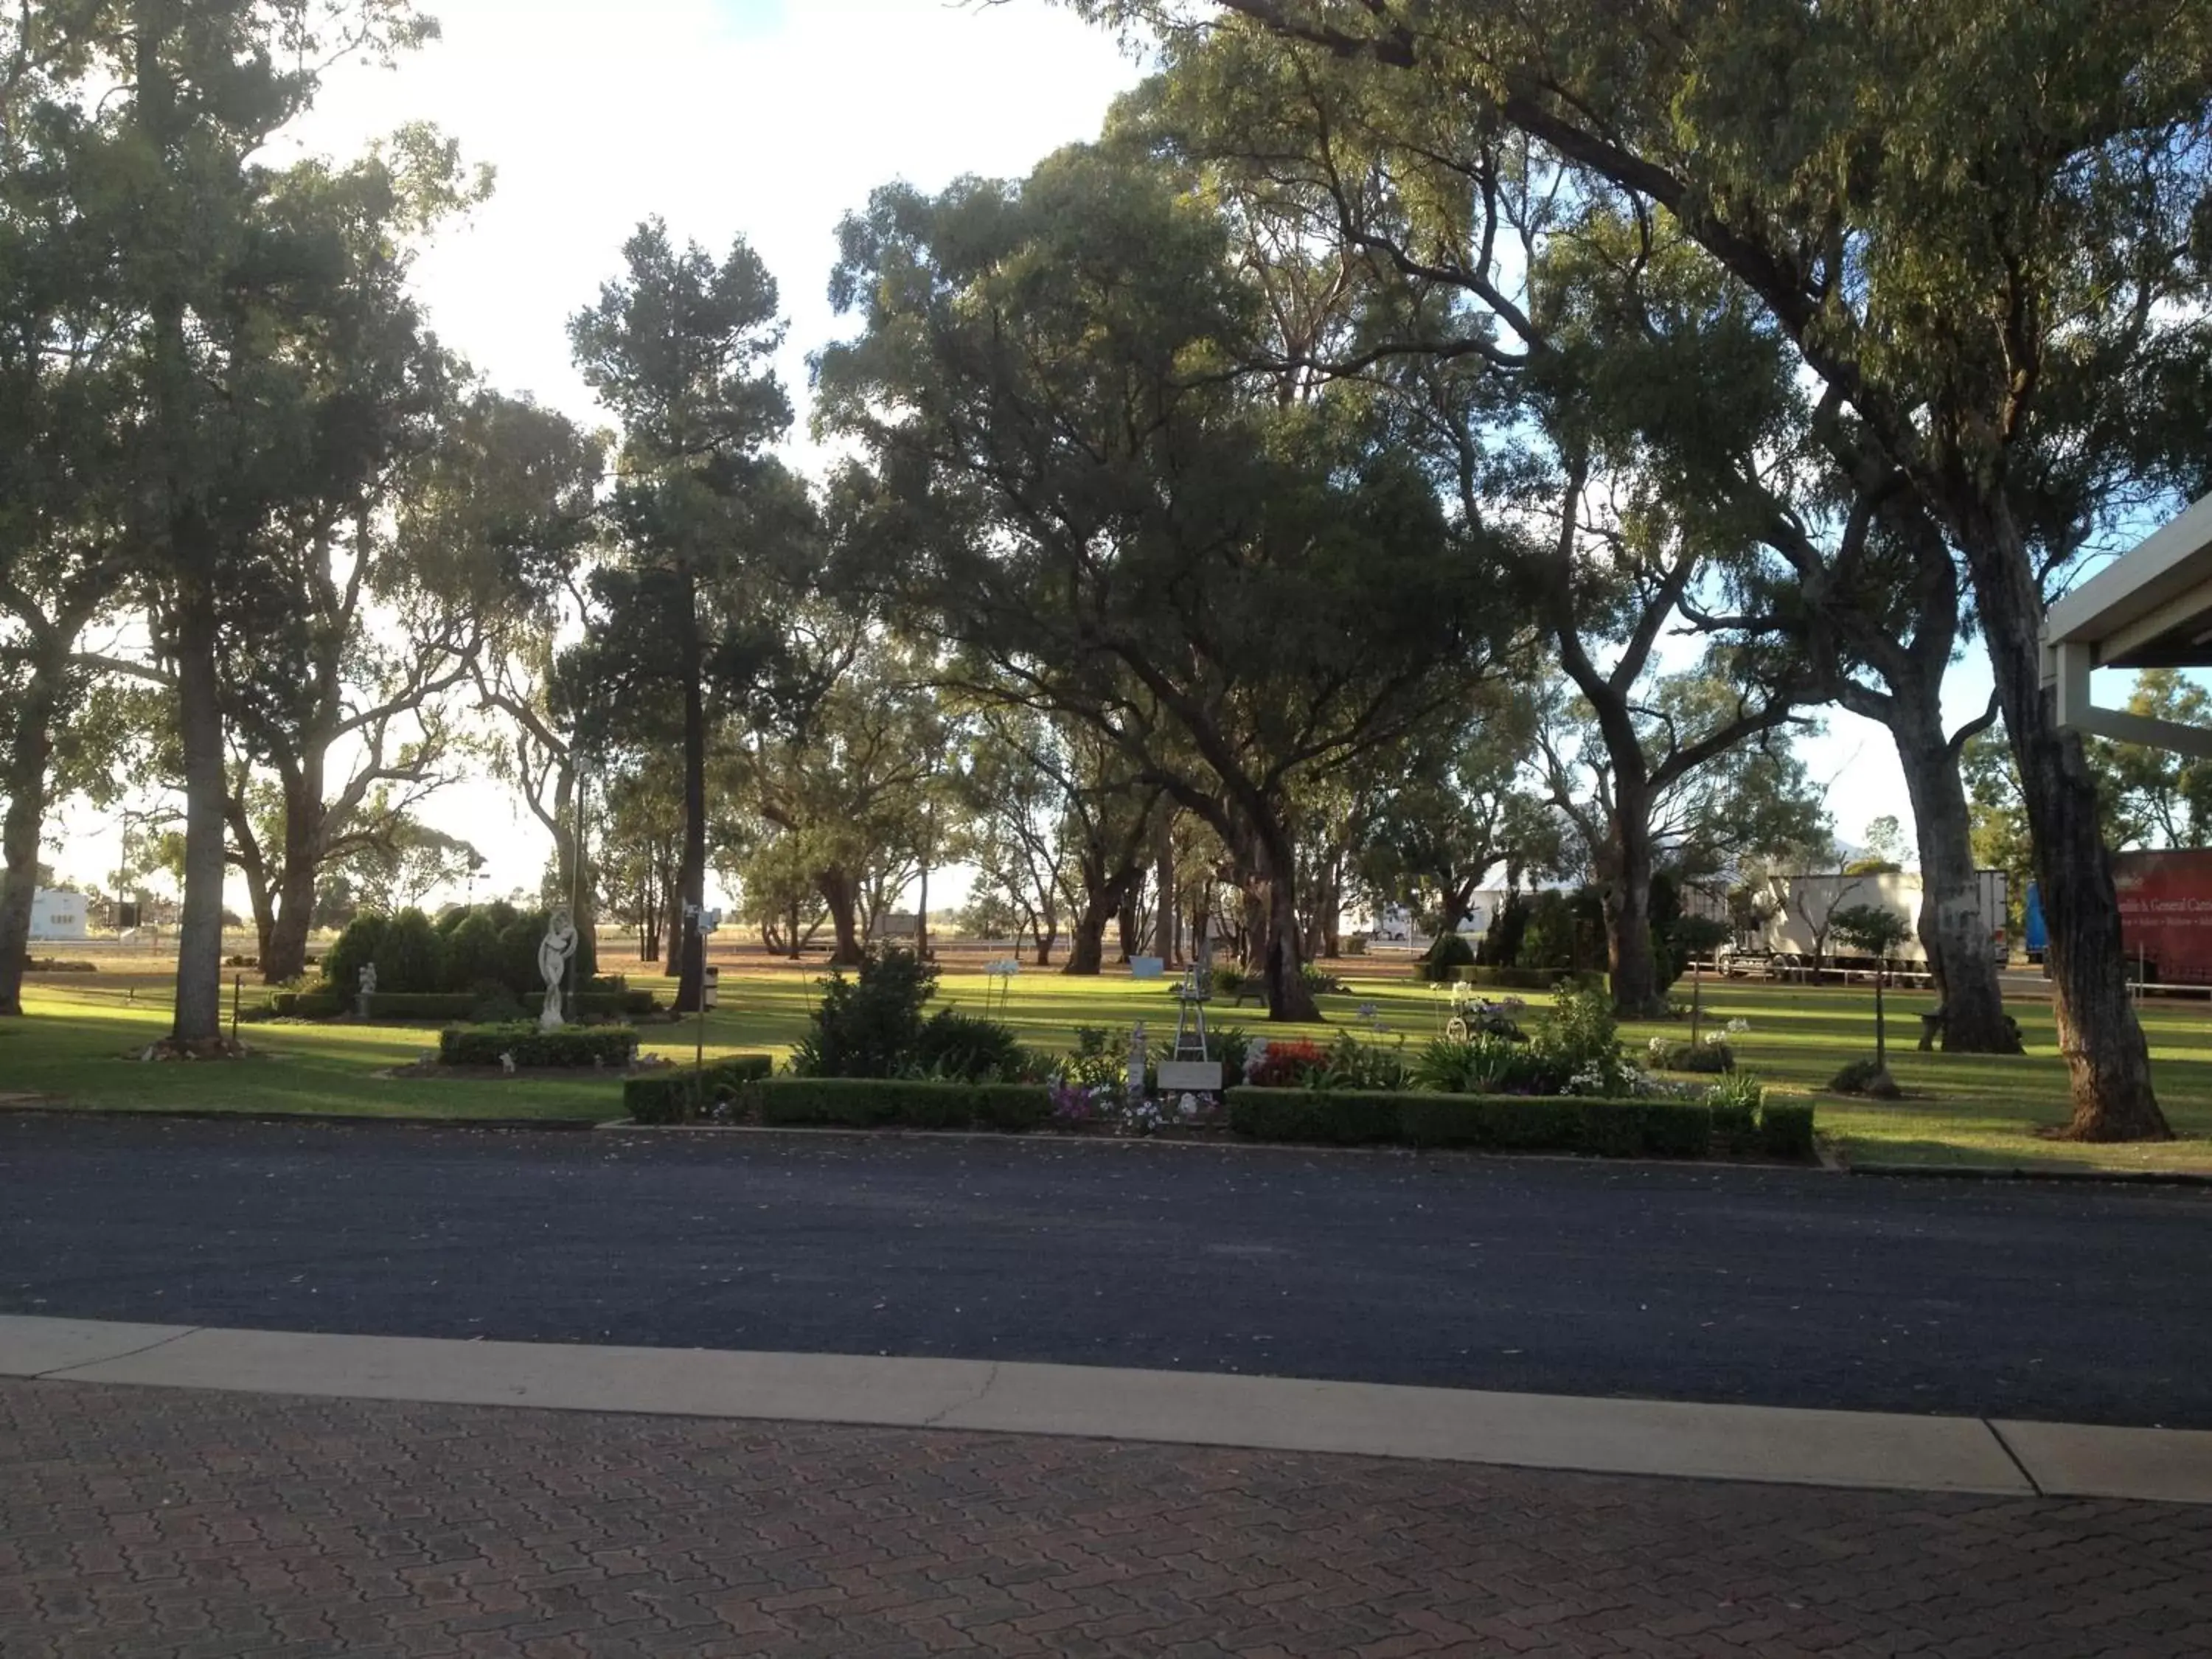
(356, 961, 377, 1019)
(538, 908, 578, 1032)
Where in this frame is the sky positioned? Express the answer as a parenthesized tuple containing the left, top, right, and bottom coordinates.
(38, 0, 2160, 911)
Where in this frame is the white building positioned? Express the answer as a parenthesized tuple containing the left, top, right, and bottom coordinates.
(29, 889, 88, 942)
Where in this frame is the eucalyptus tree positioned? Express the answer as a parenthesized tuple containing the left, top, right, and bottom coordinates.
(818, 144, 1502, 1020)
(1084, 0, 2210, 1133)
(563, 219, 810, 1010)
(1351, 690, 1553, 945)
(723, 632, 945, 967)
(36, 0, 448, 1043)
(0, 15, 137, 1015)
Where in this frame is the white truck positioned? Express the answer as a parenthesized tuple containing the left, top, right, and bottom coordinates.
(1703, 869, 2008, 975)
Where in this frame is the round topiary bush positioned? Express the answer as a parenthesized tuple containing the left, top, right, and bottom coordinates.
(442, 913, 505, 994)
(1426, 931, 1476, 970)
(322, 913, 389, 996)
(372, 908, 446, 995)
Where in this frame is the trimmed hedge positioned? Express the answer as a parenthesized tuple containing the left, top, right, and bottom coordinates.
(438, 1023, 639, 1068)
(754, 1079, 1051, 1133)
(1760, 1102, 1817, 1161)
(369, 992, 480, 1021)
(624, 1056, 776, 1124)
(1228, 1088, 1718, 1158)
(269, 989, 345, 1019)
(578, 989, 661, 1018)
(1410, 964, 1611, 991)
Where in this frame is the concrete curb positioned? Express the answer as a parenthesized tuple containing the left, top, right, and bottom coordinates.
(0, 1102, 596, 1132)
(7, 1313, 2209, 1504)
(1847, 1159, 2212, 1188)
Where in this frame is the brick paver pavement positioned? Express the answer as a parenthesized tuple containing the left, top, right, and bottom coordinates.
(4, 1377, 2209, 1659)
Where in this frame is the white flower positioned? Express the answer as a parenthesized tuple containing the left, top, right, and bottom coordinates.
(1705, 1030, 1729, 1046)
(1726, 1017, 1752, 1034)
(1648, 1036, 1670, 1058)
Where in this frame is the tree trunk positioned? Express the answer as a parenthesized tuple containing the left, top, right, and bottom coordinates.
(1893, 720, 2016, 1054)
(1603, 786, 1665, 1018)
(1114, 891, 1138, 962)
(820, 869, 864, 966)
(1952, 499, 2166, 1139)
(257, 769, 324, 984)
(1155, 815, 1178, 967)
(0, 663, 60, 1018)
(674, 645, 707, 1015)
(1065, 898, 1113, 974)
(1253, 824, 1321, 1022)
(172, 585, 229, 1043)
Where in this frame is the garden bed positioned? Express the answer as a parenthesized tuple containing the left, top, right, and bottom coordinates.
(618, 1074, 1818, 1162)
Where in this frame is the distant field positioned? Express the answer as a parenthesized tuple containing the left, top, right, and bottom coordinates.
(7, 940, 2212, 1173)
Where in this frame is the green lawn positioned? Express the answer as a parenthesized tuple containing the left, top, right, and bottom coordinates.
(8, 964, 2212, 1172)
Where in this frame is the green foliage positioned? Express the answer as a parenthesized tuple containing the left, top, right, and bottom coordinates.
(910, 1009, 1034, 1082)
(754, 1079, 1049, 1133)
(1424, 932, 1476, 970)
(1226, 1088, 1404, 1145)
(1652, 1038, 1733, 1074)
(369, 909, 445, 995)
(365, 992, 479, 1021)
(623, 1057, 774, 1124)
(1311, 1031, 1409, 1091)
(1829, 904, 1913, 961)
(1515, 891, 1579, 972)
(1536, 985, 1621, 1075)
(437, 1023, 639, 1069)
(442, 914, 505, 995)
(268, 989, 346, 1020)
(1299, 961, 1348, 996)
(1829, 1056, 1902, 1098)
(1409, 1034, 1569, 1095)
(1233, 1088, 1718, 1158)
(323, 915, 389, 999)
(1705, 1072, 1767, 1149)
(1760, 1102, 1818, 1161)
(787, 945, 937, 1078)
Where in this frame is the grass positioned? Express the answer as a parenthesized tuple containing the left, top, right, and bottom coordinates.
(8, 947, 2212, 1172)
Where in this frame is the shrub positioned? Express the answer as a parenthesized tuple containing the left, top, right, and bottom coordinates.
(1705, 1071, 1767, 1150)
(1761, 1101, 1818, 1161)
(1425, 931, 1476, 970)
(438, 1023, 639, 1068)
(1640, 1101, 1714, 1158)
(1211, 1024, 1252, 1079)
(1312, 1031, 1408, 1091)
(1299, 961, 1347, 996)
(1651, 1037, 1734, 1074)
(1829, 1055, 1899, 1098)
(1397, 1094, 1581, 1150)
(754, 1078, 1049, 1133)
(322, 914, 389, 997)
(1579, 1099, 1647, 1158)
(470, 984, 530, 1024)
(373, 908, 446, 995)
(575, 989, 661, 1018)
(625, 1056, 774, 1124)
(1247, 1038, 1326, 1087)
(910, 1009, 1029, 1082)
(1411, 1034, 1569, 1096)
(1210, 963, 1251, 999)
(787, 946, 936, 1078)
(1537, 985, 1622, 1079)
(442, 914, 505, 995)
(1239, 1089, 1714, 1158)
(366, 992, 480, 1021)
(1226, 1088, 1403, 1145)
(268, 989, 345, 1019)
(1061, 1026, 1126, 1091)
